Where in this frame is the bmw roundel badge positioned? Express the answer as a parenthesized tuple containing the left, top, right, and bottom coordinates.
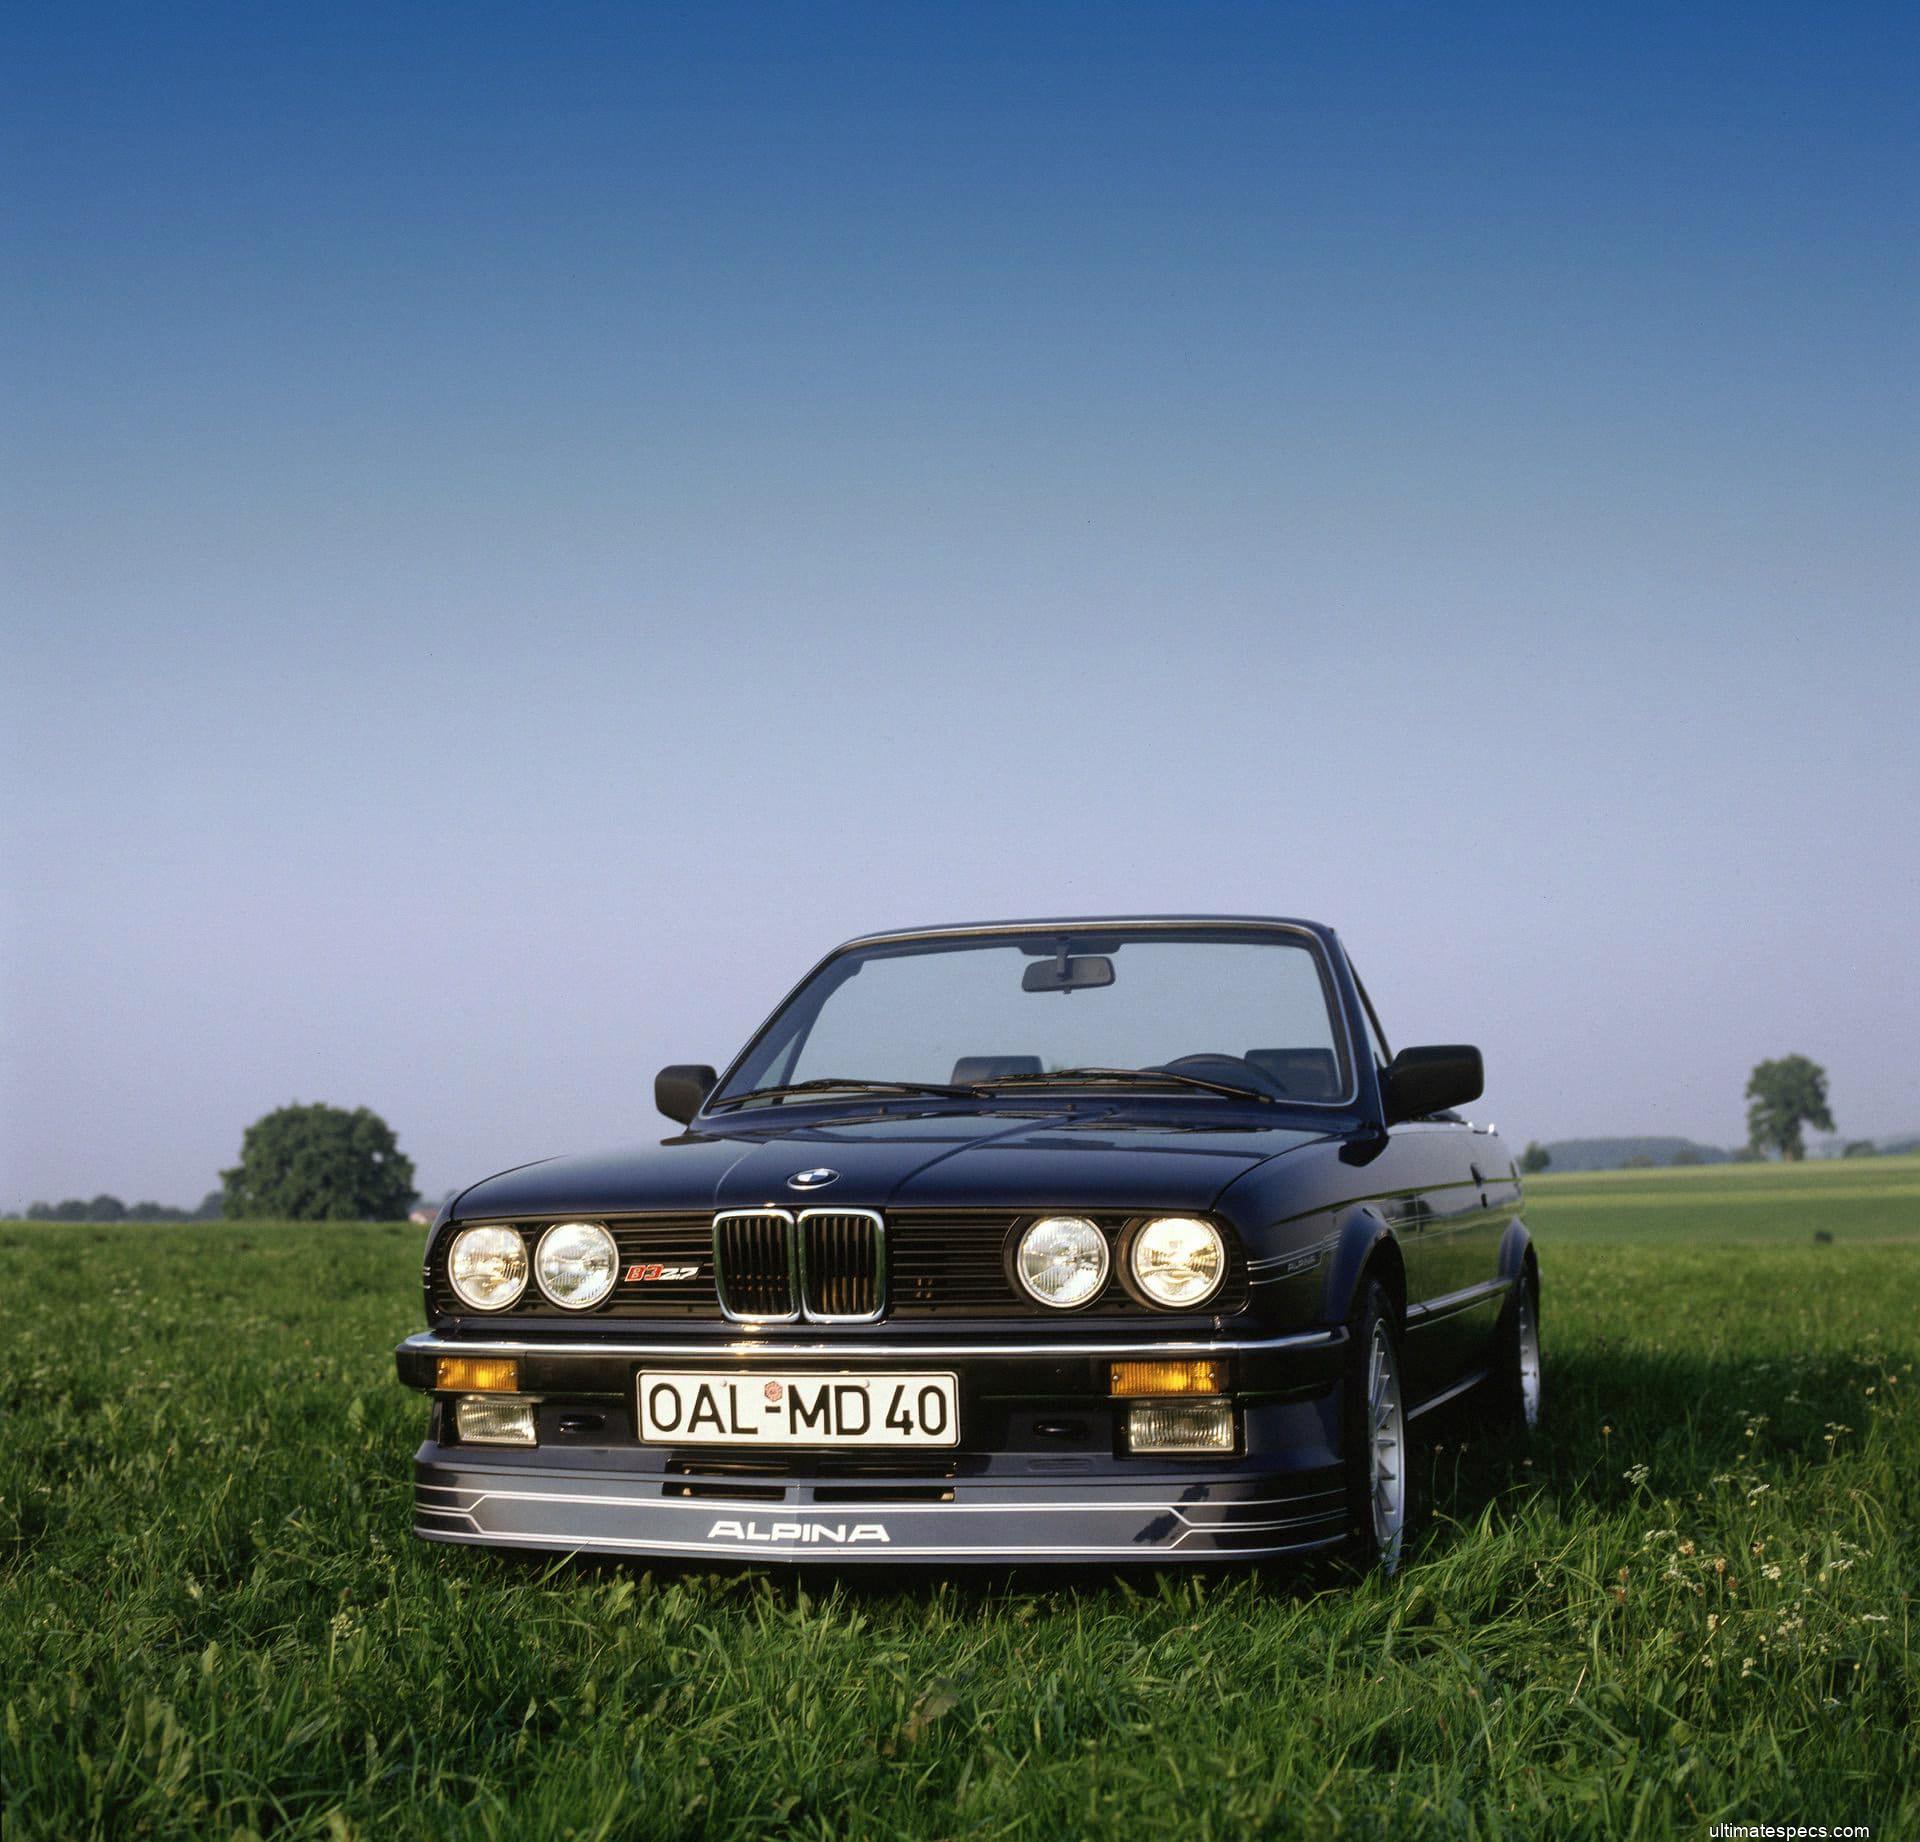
(787, 1167, 840, 1191)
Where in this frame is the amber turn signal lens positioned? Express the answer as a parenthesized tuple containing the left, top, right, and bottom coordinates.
(1109, 1358, 1224, 1397)
(435, 1356, 520, 1393)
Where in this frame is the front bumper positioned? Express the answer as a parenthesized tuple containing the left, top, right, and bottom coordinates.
(396, 1325, 1351, 1564)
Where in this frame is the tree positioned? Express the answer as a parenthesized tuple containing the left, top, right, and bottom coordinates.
(1745, 1055, 1835, 1163)
(1842, 1140, 1878, 1159)
(222, 1103, 418, 1222)
(192, 1190, 224, 1220)
(1519, 1141, 1551, 1174)
(30, 1194, 209, 1221)
(1670, 1145, 1705, 1166)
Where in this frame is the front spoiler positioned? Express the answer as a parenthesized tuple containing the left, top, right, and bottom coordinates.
(413, 1450, 1350, 1563)
(401, 1322, 1352, 1563)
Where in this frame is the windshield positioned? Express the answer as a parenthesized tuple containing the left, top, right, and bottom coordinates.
(713, 926, 1352, 1108)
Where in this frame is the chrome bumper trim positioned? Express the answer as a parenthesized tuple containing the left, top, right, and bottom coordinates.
(397, 1325, 1343, 1361)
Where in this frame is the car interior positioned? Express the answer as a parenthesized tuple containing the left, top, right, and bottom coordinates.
(950, 1056, 1044, 1083)
(946, 1047, 1341, 1099)
(1243, 1048, 1341, 1099)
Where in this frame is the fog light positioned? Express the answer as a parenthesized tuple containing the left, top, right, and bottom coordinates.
(454, 1395, 537, 1445)
(1126, 1400, 1234, 1454)
(1110, 1358, 1224, 1397)
(435, 1356, 520, 1393)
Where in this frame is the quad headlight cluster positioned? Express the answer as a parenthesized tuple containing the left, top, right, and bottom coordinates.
(1012, 1214, 1227, 1310)
(445, 1222, 618, 1312)
(448, 1213, 1226, 1313)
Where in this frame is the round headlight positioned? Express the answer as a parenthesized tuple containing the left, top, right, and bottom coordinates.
(447, 1224, 529, 1312)
(535, 1221, 619, 1309)
(1015, 1215, 1110, 1309)
(1130, 1216, 1226, 1307)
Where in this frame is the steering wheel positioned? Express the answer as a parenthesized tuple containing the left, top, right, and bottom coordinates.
(1157, 1053, 1290, 1097)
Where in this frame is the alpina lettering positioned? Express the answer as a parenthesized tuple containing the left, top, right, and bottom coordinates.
(707, 1519, 890, 1545)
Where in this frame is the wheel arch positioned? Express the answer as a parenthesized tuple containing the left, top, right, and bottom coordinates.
(1321, 1206, 1406, 1327)
(1497, 1217, 1537, 1291)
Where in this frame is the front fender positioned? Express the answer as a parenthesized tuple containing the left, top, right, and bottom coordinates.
(1319, 1206, 1404, 1326)
(1498, 1217, 1536, 1285)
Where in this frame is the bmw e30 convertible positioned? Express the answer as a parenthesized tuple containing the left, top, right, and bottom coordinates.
(395, 916, 1541, 1569)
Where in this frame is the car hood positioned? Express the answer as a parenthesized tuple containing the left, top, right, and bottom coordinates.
(451, 1105, 1340, 1219)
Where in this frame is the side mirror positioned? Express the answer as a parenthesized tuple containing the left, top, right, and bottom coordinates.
(1381, 1045, 1483, 1124)
(655, 1064, 717, 1125)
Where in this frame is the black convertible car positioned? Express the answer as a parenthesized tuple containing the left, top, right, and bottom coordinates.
(395, 917, 1540, 1569)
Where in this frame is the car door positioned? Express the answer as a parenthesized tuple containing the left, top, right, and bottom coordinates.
(1408, 1122, 1509, 1389)
(1383, 1120, 1480, 1395)
(1453, 1134, 1521, 1377)
(1350, 970, 1496, 1401)
(1349, 975, 1448, 1394)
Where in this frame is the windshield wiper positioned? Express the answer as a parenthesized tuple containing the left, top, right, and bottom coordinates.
(710, 1076, 978, 1110)
(714, 1066, 1279, 1111)
(970, 1066, 1275, 1103)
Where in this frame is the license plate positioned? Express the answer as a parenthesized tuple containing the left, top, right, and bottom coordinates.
(637, 1371, 960, 1448)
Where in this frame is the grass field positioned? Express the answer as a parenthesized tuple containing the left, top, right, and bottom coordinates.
(3, 1159, 1916, 1839)
(1517, 1154, 1920, 1245)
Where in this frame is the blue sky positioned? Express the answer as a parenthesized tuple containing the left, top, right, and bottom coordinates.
(4, 3, 1915, 1204)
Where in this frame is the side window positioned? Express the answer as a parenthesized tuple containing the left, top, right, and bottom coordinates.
(1351, 972, 1392, 1072)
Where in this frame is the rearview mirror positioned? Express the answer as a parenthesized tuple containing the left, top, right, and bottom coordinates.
(1021, 954, 1115, 993)
(1381, 1045, 1483, 1123)
(655, 1064, 717, 1125)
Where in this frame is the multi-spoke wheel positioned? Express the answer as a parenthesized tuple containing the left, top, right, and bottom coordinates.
(1494, 1263, 1544, 1432)
(1345, 1279, 1410, 1571)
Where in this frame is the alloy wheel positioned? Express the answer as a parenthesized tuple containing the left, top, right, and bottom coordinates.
(1515, 1281, 1543, 1429)
(1367, 1318, 1406, 1567)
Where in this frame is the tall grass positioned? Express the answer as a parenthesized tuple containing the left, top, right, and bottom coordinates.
(1, 1164, 1915, 1837)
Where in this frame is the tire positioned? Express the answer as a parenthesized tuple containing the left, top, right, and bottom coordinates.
(1493, 1263, 1543, 1433)
(1344, 1279, 1411, 1573)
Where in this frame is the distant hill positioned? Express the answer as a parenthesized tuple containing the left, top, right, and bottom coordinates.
(1541, 1137, 1733, 1172)
(1810, 1131, 1920, 1159)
